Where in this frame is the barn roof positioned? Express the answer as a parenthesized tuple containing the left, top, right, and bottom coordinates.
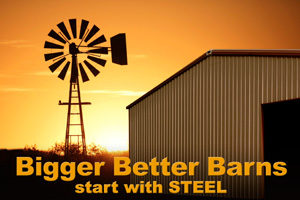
(126, 49, 300, 109)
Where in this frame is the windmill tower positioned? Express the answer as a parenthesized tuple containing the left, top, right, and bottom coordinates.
(44, 19, 127, 156)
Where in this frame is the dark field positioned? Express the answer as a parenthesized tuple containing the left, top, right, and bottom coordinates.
(0, 149, 242, 200)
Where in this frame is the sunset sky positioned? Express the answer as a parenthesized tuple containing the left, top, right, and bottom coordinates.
(0, 0, 299, 151)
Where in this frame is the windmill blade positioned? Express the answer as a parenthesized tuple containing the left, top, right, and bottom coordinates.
(87, 55, 106, 67)
(69, 19, 77, 39)
(49, 57, 66, 72)
(44, 52, 64, 61)
(79, 19, 89, 39)
(57, 22, 71, 40)
(44, 41, 64, 49)
(88, 47, 108, 54)
(84, 25, 100, 42)
(58, 61, 70, 80)
(83, 60, 100, 76)
(87, 35, 106, 47)
(70, 58, 78, 83)
(79, 63, 89, 82)
(48, 30, 66, 44)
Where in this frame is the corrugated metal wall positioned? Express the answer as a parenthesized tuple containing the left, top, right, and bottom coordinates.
(128, 55, 300, 199)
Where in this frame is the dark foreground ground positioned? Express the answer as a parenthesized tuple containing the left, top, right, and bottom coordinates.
(0, 149, 287, 200)
(0, 149, 244, 200)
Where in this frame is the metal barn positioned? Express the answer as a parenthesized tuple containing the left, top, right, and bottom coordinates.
(126, 49, 300, 199)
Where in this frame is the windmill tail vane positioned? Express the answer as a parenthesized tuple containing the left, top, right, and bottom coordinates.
(44, 18, 128, 156)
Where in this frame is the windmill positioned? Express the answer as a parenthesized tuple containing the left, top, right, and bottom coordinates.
(44, 19, 127, 156)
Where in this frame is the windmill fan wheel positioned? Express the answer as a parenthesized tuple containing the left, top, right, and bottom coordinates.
(44, 19, 109, 83)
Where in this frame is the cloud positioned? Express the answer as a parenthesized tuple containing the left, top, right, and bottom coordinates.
(27, 71, 52, 76)
(27, 70, 66, 76)
(0, 87, 34, 92)
(0, 40, 33, 48)
(13, 44, 34, 48)
(129, 54, 147, 59)
(0, 40, 27, 45)
(84, 90, 146, 96)
(0, 73, 13, 78)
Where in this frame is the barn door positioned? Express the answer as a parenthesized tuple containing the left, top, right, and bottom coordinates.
(262, 99, 300, 200)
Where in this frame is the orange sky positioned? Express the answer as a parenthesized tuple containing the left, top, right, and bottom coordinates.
(0, 0, 299, 151)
